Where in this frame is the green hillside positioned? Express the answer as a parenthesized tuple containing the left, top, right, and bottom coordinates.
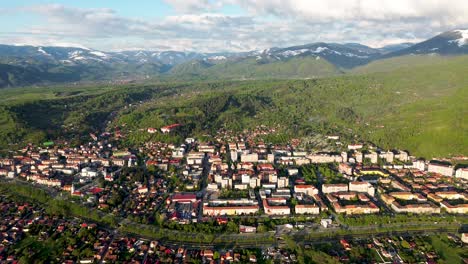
(168, 60, 213, 79)
(169, 56, 342, 80)
(116, 55, 468, 157)
(0, 55, 466, 158)
(349, 54, 461, 74)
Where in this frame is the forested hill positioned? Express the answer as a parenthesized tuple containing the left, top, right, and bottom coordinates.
(0, 55, 467, 158)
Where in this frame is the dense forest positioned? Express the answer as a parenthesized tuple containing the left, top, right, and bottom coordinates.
(0, 55, 467, 158)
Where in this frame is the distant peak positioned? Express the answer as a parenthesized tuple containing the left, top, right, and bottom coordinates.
(449, 29, 468, 46)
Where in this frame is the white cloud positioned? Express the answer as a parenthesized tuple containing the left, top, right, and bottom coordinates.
(181, 0, 468, 25)
(163, 0, 223, 13)
(1, 2, 467, 52)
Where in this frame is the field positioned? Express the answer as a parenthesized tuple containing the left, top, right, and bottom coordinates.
(0, 55, 467, 158)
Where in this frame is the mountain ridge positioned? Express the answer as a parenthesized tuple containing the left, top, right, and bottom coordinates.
(0, 29, 466, 87)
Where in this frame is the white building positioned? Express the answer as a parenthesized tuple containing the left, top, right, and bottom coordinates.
(395, 151, 409, 162)
(364, 152, 378, 164)
(349, 181, 375, 196)
(455, 168, 468, 180)
(428, 163, 454, 176)
(277, 177, 289, 188)
(307, 153, 342, 163)
(294, 185, 318, 196)
(322, 184, 348, 194)
(241, 174, 250, 184)
(229, 150, 239, 162)
(81, 167, 98, 177)
(295, 204, 320, 214)
(412, 159, 426, 171)
(379, 151, 394, 163)
(348, 144, 363, 150)
(241, 153, 258, 163)
(249, 177, 260, 188)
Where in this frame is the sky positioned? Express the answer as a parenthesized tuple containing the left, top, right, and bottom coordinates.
(1, 0, 467, 52)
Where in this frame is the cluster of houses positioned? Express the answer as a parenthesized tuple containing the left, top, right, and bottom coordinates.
(0, 195, 114, 263)
(0, 126, 466, 234)
(0, 123, 467, 263)
(0, 195, 269, 263)
(0, 139, 134, 192)
(323, 182, 379, 215)
(0, 197, 39, 262)
(189, 129, 467, 218)
(377, 166, 468, 214)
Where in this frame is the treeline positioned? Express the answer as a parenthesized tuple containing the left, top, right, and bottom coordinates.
(338, 213, 465, 226)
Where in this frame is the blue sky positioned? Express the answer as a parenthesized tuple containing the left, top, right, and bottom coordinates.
(1, 0, 467, 52)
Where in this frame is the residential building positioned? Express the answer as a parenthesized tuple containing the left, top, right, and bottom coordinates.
(263, 198, 291, 215)
(294, 185, 319, 196)
(428, 162, 454, 176)
(455, 168, 468, 180)
(322, 184, 348, 194)
(295, 204, 320, 214)
(349, 181, 375, 196)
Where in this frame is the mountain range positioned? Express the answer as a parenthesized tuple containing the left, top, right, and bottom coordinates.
(0, 29, 467, 88)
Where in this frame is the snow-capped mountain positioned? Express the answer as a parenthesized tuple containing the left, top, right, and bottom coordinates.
(386, 29, 468, 57)
(250, 43, 381, 68)
(0, 29, 467, 87)
(0, 45, 229, 66)
(0, 45, 122, 65)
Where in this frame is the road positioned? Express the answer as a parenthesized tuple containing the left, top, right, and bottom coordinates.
(2, 177, 466, 251)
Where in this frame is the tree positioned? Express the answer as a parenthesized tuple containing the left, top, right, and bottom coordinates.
(290, 198, 298, 207)
(257, 224, 268, 233)
(226, 221, 239, 233)
(401, 240, 411, 249)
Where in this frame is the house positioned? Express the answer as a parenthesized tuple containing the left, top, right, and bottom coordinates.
(147, 127, 157, 134)
(170, 193, 197, 204)
(462, 233, 468, 244)
(340, 239, 351, 250)
(202, 250, 214, 259)
(161, 123, 181, 133)
(338, 163, 353, 175)
(239, 225, 257, 233)
(348, 144, 363, 150)
(137, 186, 148, 194)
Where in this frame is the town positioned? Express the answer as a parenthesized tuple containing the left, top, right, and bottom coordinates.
(0, 124, 467, 263)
